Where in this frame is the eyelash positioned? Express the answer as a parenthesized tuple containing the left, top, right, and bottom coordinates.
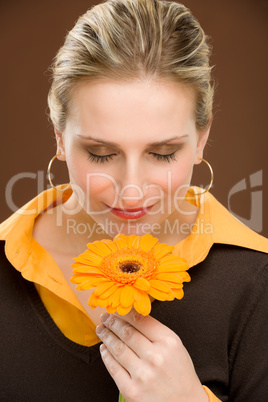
(87, 153, 114, 163)
(151, 152, 177, 163)
(87, 151, 177, 164)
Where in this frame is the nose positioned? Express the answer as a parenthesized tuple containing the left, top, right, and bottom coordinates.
(117, 160, 147, 208)
(119, 183, 144, 207)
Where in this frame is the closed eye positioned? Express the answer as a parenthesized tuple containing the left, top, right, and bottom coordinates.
(87, 152, 115, 163)
(150, 152, 177, 163)
(87, 151, 178, 164)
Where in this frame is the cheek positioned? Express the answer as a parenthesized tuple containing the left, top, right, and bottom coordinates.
(85, 176, 117, 200)
(66, 153, 115, 194)
(152, 161, 193, 196)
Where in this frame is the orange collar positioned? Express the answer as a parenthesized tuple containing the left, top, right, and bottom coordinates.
(0, 186, 86, 312)
(174, 187, 268, 266)
(1, 186, 267, 306)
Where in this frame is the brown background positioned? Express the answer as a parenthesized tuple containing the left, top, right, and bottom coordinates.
(0, 0, 267, 237)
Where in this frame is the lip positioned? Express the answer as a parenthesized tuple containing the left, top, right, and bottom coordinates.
(106, 204, 154, 220)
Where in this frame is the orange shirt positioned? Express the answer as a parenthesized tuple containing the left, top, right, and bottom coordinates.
(1, 186, 267, 402)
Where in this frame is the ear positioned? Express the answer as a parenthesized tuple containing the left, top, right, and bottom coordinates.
(54, 128, 66, 161)
(194, 119, 212, 165)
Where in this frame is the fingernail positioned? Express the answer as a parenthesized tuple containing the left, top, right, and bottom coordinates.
(96, 325, 103, 335)
(100, 312, 110, 323)
(100, 344, 107, 356)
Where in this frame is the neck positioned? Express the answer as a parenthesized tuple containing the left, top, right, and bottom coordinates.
(57, 194, 199, 250)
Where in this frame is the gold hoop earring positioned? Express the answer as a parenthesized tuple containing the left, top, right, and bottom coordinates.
(47, 154, 71, 191)
(188, 158, 214, 196)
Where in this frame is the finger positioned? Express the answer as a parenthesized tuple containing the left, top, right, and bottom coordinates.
(99, 343, 131, 392)
(96, 323, 141, 375)
(114, 308, 175, 343)
(100, 313, 152, 358)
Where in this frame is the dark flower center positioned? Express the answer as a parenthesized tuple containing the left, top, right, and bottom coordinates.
(119, 261, 142, 273)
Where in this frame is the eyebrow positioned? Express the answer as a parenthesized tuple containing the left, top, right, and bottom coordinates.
(77, 134, 189, 146)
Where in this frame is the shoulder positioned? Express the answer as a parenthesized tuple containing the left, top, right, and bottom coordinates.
(207, 243, 268, 265)
(196, 244, 268, 306)
(202, 244, 268, 278)
(0, 187, 68, 242)
(0, 240, 6, 260)
(204, 192, 268, 254)
(0, 211, 23, 240)
(0, 193, 41, 241)
(187, 244, 268, 342)
(0, 240, 19, 286)
(191, 243, 268, 291)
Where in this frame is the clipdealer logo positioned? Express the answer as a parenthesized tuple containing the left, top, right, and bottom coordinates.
(227, 170, 263, 233)
(65, 217, 214, 238)
(4, 169, 264, 234)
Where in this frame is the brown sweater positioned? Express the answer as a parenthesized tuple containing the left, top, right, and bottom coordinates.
(0, 240, 268, 401)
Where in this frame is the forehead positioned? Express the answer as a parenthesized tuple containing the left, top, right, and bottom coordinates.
(66, 78, 196, 140)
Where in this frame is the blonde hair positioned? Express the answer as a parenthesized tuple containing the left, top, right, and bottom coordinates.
(48, 0, 214, 132)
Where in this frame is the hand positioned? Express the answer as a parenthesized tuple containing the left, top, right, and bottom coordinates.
(96, 309, 208, 402)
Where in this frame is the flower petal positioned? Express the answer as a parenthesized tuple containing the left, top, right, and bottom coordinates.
(158, 255, 189, 269)
(117, 305, 132, 315)
(134, 277, 150, 291)
(126, 234, 138, 248)
(166, 291, 175, 301)
(114, 237, 128, 250)
(157, 270, 190, 283)
(153, 243, 174, 260)
(149, 279, 172, 293)
(88, 292, 98, 308)
(72, 233, 188, 316)
(75, 277, 108, 289)
(86, 243, 109, 257)
(148, 287, 170, 301)
(176, 272, 191, 282)
(70, 274, 84, 284)
(77, 253, 103, 265)
(72, 257, 101, 267)
(109, 288, 122, 307)
(153, 276, 184, 290)
(158, 264, 189, 273)
(173, 288, 184, 299)
(76, 280, 95, 290)
(154, 273, 185, 283)
(106, 305, 117, 314)
(132, 236, 140, 249)
(139, 234, 159, 252)
(114, 234, 129, 243)
(134, 294, 151, 316)
(94, 282, 116, 297)
(98, 283, 119, 300)
(164, 281, 183, 290)
(70, 274, 103, 284)
(120, 285, 135, 308)
(101, 239, 118, 253)
(72, 266, 102, 274)
(95, 297, 109, 308)
(92, 240, 112, 256)
(133, 287, 144, 302)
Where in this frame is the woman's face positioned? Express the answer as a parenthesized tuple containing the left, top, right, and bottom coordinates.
(56, 79, 209, 237)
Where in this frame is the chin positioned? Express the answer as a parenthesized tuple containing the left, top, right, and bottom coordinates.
(118, 221, 156, 237)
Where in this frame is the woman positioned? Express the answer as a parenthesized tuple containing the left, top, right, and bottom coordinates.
(0, 0, 267, 401)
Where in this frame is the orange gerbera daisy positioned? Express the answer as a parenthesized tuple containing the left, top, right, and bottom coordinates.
(71, 233, 190, 316)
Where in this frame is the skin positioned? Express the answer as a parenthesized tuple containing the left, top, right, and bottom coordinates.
(96, 310, 208, 402)
(52, 78, 210, 401)
(56, 78, 209, 244)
